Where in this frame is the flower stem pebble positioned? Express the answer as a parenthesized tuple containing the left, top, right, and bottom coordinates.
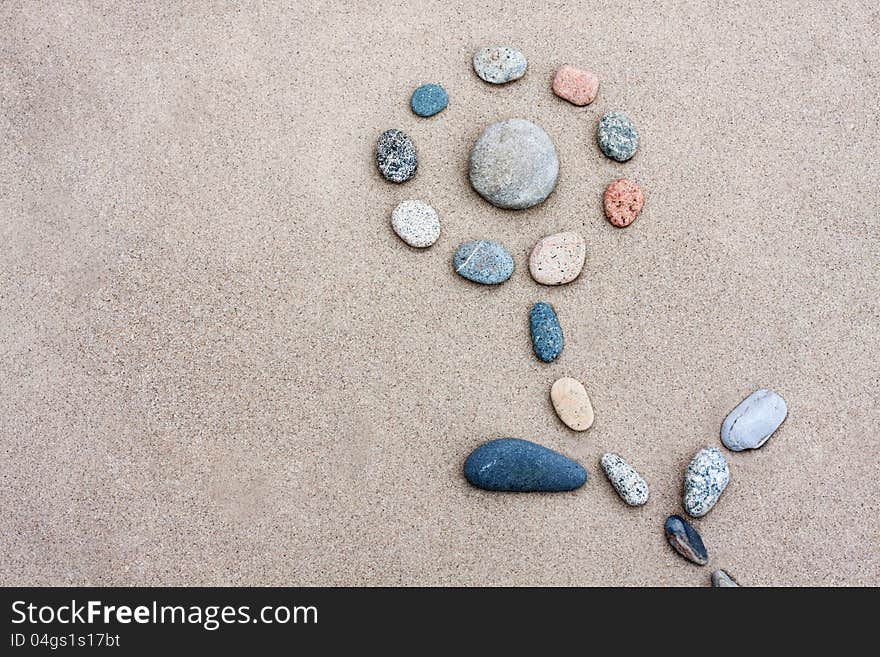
(529, 302, 563, 363)
(683, 447, 730, 518)
(463, 438, 587, 492)
(665, 515, 708, 565)
(600, 453, 649, 506)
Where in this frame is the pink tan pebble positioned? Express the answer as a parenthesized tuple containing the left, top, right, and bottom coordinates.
(552, 65, 599, 106)
(603, 179, 645, 228)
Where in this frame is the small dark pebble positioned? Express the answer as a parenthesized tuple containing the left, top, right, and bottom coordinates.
(665, 514, 708, 565)
(376, 128, 417, 183)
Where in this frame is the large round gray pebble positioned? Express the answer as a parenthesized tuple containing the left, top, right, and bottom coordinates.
(376, 129, 417, 183)
(469, 119, 559, 210)
(472, 46, 527, 84)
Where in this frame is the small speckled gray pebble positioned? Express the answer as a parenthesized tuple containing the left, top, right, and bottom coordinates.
(711, 569, 740, 587)
(683, 447, 730, 518)
(463, 438, 586, 492)
(472, 46, 527, 84)
(410, 83, 448, 117)
(453, 240, 514, 285)
(600, 453, 649, 506)
(376, 128, 417, 183)
(665, 515, 708, 565)
(529, 302, 563, 363)
(391, 200, 440, 248)
(597, 111, 639, 162)
(469, 119, 559, 210)
(721, 388, 788, 452)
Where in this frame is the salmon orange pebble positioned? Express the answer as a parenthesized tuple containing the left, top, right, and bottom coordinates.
(603, 178, 644, 228)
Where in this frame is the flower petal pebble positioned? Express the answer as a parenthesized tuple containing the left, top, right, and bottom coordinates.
(410, 83, 448, 117)
(552, 64, 599, 106)
(603, 178, 644, 228)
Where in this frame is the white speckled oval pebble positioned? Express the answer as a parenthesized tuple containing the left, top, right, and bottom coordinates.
(550, 377, 594, 431)
(391, 200, 440, 248)
(600, 453, 649, 506)
(683, 447, 730, 518)
(528, 231, 586, 286)
(473, 46, 527, 84)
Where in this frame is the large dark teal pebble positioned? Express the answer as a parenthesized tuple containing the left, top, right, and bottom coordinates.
(410, 83, 448, 117)
(529, 302, 563, 362)
(665, 515, 708, 565)
(463, 438, 587, 492)
(453, 239, 514, 285)
(376, 128, 417, 183)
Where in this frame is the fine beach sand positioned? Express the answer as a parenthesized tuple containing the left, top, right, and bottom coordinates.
(2, 1, 879, 586)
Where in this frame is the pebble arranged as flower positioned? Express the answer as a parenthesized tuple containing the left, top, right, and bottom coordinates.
(374, 45, 789, 587)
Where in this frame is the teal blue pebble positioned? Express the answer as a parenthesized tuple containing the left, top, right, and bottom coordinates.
(410, 83, 448, 117)
(464, 438, 587, 492)
(529, 302, 563, 362)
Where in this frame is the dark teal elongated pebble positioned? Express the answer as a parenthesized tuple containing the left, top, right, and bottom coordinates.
(453, 240, 514, 285)
(665, 515, 708, 565)
(463, 438, 587, 492)
(410, 83, 448, 117)
(529, 302, 563, 362)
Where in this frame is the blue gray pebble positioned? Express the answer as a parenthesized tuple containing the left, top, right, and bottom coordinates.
(376, 128, 417, 183)
(463, 438, 587, 492)
(683, 447, 730, 518)
(453, 240, 514, 285)
(721, 388, 788, 452)
(529, 302, 563, 362)
(665, 515, 708, 565)
(410, 83, 448, 117)
(596, 111, 639, 162)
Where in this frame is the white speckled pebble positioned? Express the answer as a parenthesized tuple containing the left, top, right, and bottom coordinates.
(529, 231, 586, 286)
(473, 46, 527, 84)
(683, 447, 729, 518)
(391, 200, 440, 248)
(550, 377, 594, 431)
(600, 453, 649, 506)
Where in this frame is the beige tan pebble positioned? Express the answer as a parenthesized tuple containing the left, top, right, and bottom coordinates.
(528, 231, 586, 286)
(550, 377, 594, 431)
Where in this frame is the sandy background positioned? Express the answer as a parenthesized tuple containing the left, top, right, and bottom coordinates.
(2, 1, 878, 586)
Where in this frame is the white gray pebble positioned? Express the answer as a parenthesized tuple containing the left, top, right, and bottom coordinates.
(391, 200, 440, 248)
(683, 447, 730, 518)
(600, 453, 649, 506)
(472, 46, 527, 84)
